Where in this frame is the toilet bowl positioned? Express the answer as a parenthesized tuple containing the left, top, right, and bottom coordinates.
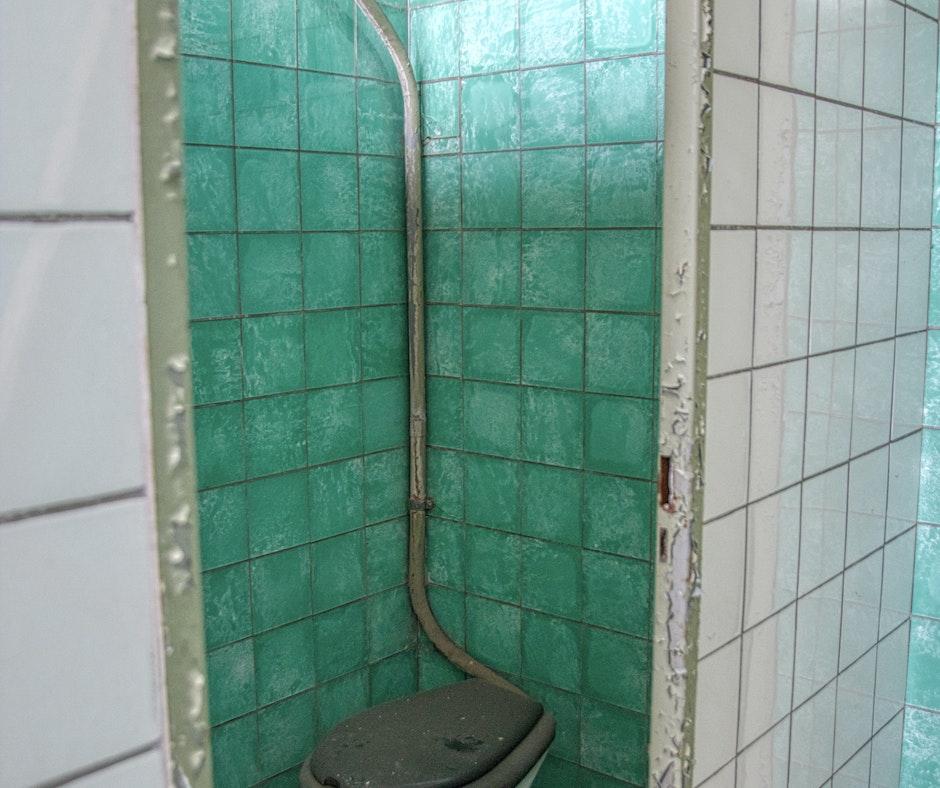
(299, 679, 555, 788)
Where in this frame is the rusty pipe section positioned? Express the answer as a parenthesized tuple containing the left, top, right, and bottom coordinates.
(353, 0, 522, 696)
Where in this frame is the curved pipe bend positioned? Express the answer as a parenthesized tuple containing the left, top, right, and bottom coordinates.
(353, 0, 523, 697)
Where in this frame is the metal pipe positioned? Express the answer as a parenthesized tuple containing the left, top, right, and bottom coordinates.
(353, 0, 522, 696)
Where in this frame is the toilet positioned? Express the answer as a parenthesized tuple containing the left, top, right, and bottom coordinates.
(299, 679, 555, 787)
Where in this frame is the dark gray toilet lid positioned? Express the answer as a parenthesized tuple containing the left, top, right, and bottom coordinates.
(308, 679, 546, 788)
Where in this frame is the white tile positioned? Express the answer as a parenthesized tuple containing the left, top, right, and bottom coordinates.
(745, 487, 801, 629)
(903, 9, 939, 124)
(814, 103, 862, 227)
(696, 760, 735, 788)
(736, 716, 790, 787)
(810, 232, 859, 354)
(704, 372, 752, 520)
(845, 447, 889, 565)
(851, 340, 895, 456)
(857, 231, 899, 344)
(794, 575, 843, 706)
(840, 550, 883, 667)
(760, 0, 817, 92)
(694, 639, 741, 782)
(69, 749, 167, 788)
(0, 0, 139, 212)
(804, 350, 855, 475)
(907, 0, 940, 18)
(816, 0, 865, 104)
(900, 123, 934, 228)
(789, 682, 837, 788)
(799, 466, 849, 594)
(699, 510, 746, 655)
(886, 432, 922, 539)
(0, 500, 162, 787)
(896, 230, 931, 335)
(833, 649, 876, 768)
(892, 332, 927, 438)
(738, 605, 796, 747)
(880, 529, 915, 636)
(833, 742, 872, 788)
(708, 230, 755, 376)
(749, 360, 807, 500)
(753, 231, 811, 366)
(870, 711, 904, 788)
(0, 223, 147, 515)
(863, 0, 905, 115)
(873, 622, 909, 729)
(712, 0, 759, 77)
(758, 88, 815, 227)
(860, 114, 902, 228)
(711, 76, 759, 226)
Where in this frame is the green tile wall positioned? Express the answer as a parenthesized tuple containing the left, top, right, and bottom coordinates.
(180, 1, 419, 785)
(410, 1, 664, 785)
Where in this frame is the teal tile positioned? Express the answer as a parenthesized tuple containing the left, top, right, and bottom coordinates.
(361, 232, 406, 305)
(251, 546, 312, 631)
(358, 80, 404, 155)
(302, 232, 359, 309)
(428, 585, 466, 645)
(304, 310, 361, 387)
(522, 680, 581, 761)
(463, 153, 522, 229)
(587, 144, 661, 228)
(583, 550, 652, 637)
(522, 231, 585, 309)
(586, 230, 659, 313)
(181, 56, 232, 145)
(922, 429, 940, 524)
(184, 145, 235, 232)
(427, 376, 464, 448)
(236, 149, 300, 231)
(463, 381, 522, 457)
(299, 72, 357, 153)
(203, 563, 252, 649)
(520, 0, 584, 66)
(410, 3, 460, 81)
(522, 312, 584, 389)
(239, 233, 302, 314)
(428, 449, 465, 521)
(522, 539, 581, 619)
(586, 313, 657, 397)
(462, 73, 521, 152)
(584, 394, 656, 478)
(460, 0, 519, 75)
(914, 525, 940, 618)
(926, 330, 940, 428)
(466, 526, 521, 601)
(521, 65, 584, 148)
(418, 641, 465, 690)
(180, 0, 231, 57)
(232, 0, 296, 66)
(199, 484, 248, 570)
(316, 671, 368, 740)
(361, 305, 407, 379)
(242, 314, 305, 396)
(583, 473, 653, 559)
(300, 153, 359, 230)
(298, 0, 355, 74)
(908, 617, 940, 711)
(427, 304, 463, 377)
(587, 57, 659, 144)
(234, 63, 297, 149)
(522, 612, 581, 693)
(465, 454, 521, 531)
(931, 233, 940, 326)
(535, 755, 584, 786)
(902, 707, 940, 787)
(427, 517, 466, 588)
(462, 231, 521, 305)
(360, 155, 405, 229)
(368, 586, 415, 660)
(585, 0, 658, 57)
(190, 319, 243, 404)
(583, 627, 650, 713)
(312, 531, 366, 612)
(364, 448, 408, 523)
(309, 458, 365, 539)
(426, 232, 461, 303)
(211, 714, 259, 788)
(370, 651, 418, 706)
(522, 388, 583, 468)
(580, 699, 649, 783)
(361, 377, 408, 452)
(194, 402, 246, 487)
(466, 595, 522, 675)
(423, 156, 461, 229)
(366, 518, 408, 592)
(256, 691, 315, 778)
(244, 393, 307, 476)
(464, 308, 521, 383)
(313, 601, 368, 681)
(521, 464, 582, 546)
(254, 618, 316, 705)
(187, 234, 238, 319)
(421, 80, 460, 139)
(523, 148, 586, 228)
(358, 4, 407, 80)
(307, 384, 362, 464)
(247, 471, 309, 556)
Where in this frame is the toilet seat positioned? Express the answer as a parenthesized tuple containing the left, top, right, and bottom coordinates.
(300, 679, 556, 788)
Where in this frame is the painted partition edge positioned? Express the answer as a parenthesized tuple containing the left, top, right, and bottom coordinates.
(649, 0, 711, 785)
(136, 1, 214, 785)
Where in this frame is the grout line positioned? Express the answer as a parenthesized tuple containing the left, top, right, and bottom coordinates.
(0, 212, 134, 223)
(34, 741, 162, 788)
(0, 487, 147, 526)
